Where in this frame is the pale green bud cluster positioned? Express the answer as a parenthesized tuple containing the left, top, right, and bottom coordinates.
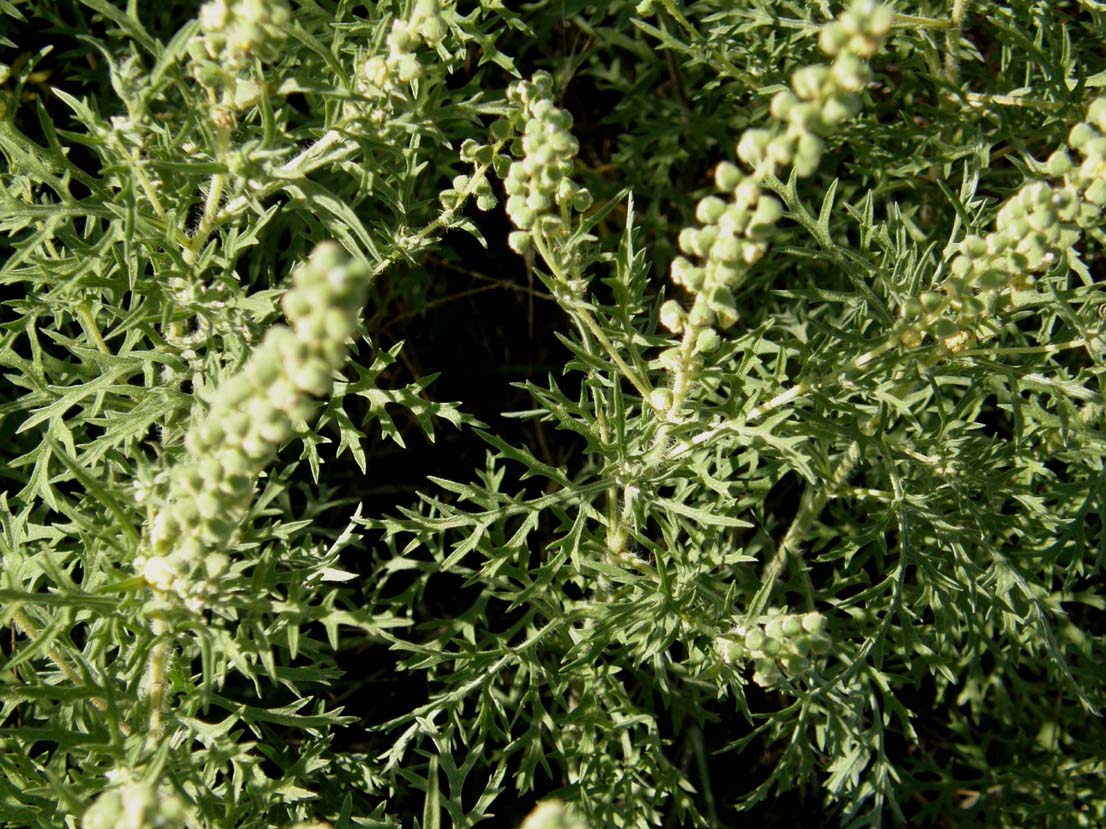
(659, 171, 782, 359)
(740, 1, 892, 178)
(190, 0, 290, 85)
(715, 611, 830, 689)
(354, 3, 451, 123)
(385, 0, 449, 83)
(502, 72, 593, 254)
(653, 4, 890, 416)
(139, 243, 368, 605)
(440, 140, 499, 211)
(1062, 98, 1106, 221)
(82, 781, 186, 829)
(898, 99, 1106, 353)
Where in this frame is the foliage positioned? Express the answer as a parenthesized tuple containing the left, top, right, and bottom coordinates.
(1, 1, 1104, 827)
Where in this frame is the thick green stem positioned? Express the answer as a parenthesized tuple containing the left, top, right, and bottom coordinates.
(11, 607, 131, 736)
(746, 441, 862, 620)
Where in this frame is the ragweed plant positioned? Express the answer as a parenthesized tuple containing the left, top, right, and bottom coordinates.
(2, 1, 1105, 828)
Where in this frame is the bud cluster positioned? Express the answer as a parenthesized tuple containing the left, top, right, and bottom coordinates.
(501, 72, 593, 254)
(898, 99, 1106, 353)
(385, 0, 449, 84)
(138, 243, 368, 607)
(82, 781, 186, 829)
(653, 3, 891, 417)
(433, 138, 504, 214)
(189, 0, 291, 86)
(658, 168, 782, 351)
(715, 611, 830, 689)
(354, 2, 450, 125)
(739, 0, 893, 178)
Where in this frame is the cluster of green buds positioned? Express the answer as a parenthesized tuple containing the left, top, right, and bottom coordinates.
(190, 0, 291, 87)
(82, 780, 185, 829)
(354, 2, 450, 123)
(501, 72, 593, 254)
(658, 168, 781, 348)
(382, 0, 449, 83)
(438, 138, 500, 212)
(715, 611, 830, 689)
(898, 99, 1106, 354)
(740, 0, 893, 178)
(137, 243, 368, 608)
(652, 2, 892, 418)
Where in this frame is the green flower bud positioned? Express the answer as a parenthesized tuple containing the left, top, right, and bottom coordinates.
(931, 318, 960, 340)
(781, 615, 804, 637)
(696, 195, 728, 224)
(960, 235, 987, 259)
(649, 388, 674, 413)
(899, 325, 923, 349)
(1085, 179, 1106, 206)
(770, 89, 799, 121)
(1046, 149, 1074, 176)
(688, 299, 715, 328)
(819, 22, 849, 56)
(766, 135, 795, 167)
(659, 299, 685, 334)
(714, 161, 743, 191)
(753, 658, 782, 688)
(793, 134, 823, 177)
(748, 196, 783, 238)
(1089, 97, 1106, 132)
(708, 285, 738, 329)
(527, 190, 551, 212)
(792, 65, 830, 101)
(832, 53, 870, 92)
(695, 328, 722, 355)
(204, 552, 230, 578)
(949, 255, 973, 280)
(677, 228, 699, 257)
(744, 628, 767, 651)
(710, 234, 741, 264)
(801, 612, 826, 635)
(195, 490, 223, 521)
(1069, 121, 1096, 151)
(712, 262, 742, 288)
(682, 265, 706, 292)
(737, 129, 772, 166)
(781, 652, 809, 674)
(508, 231, 532, 253)
(822, 92, 860, 126)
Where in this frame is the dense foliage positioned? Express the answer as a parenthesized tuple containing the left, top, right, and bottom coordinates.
(1, 1, 1104, 827)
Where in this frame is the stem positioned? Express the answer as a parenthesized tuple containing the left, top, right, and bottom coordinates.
(185, 119, 232, 263)
(11, 607, 131, 736)
(77, 302, 110, 354)
(892, 13, 957, 29)
(214, 128, 348, 226)
(944, 0, 971, 90)
(963, 92, 1066, 112)
(531, 232, 658, 408)
(144, 616, 170, 749)
(746, 440, 862, 620)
